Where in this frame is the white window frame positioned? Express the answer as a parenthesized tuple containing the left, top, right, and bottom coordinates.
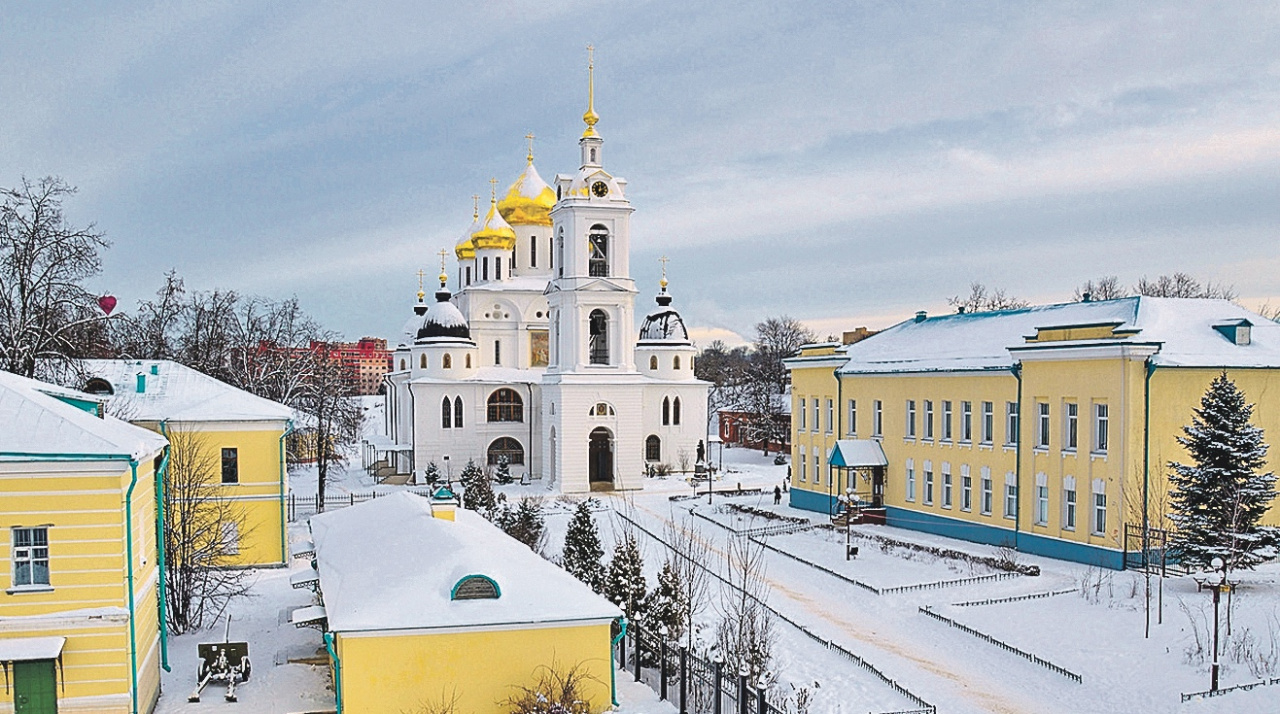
(1036, 402, 1050, 449)
(924, 460, 934, 505)
(923, 400, 934, 440)
(906, 458, 916, 502)
(1004, 472, 1017, 519)
(847, 399, 857, 436)
(798, 399, 806, 431)
(1064, 402, 1078, 452)
(1094, 403, 1109, 454)
(812, 398, 820, 433)
(906, 400, 917, 439)
(960, 401, 973, 443)
(873, 400, 883, 438)
(825, 399, 834, 434)
(1005, 401, 1019, 446)
(942, 400, 953, 441)
(981, 401, 994, 444)
(942, 462, 953, 509)
(813, 453, 821, 485)
(980, 466, 993, 515)
(1063, 475, 1077, 531)
(961, 464, 972, 512)
(799, 446, 807, 482)
(1092, 479, 1107, 535)
(11, 526, 50, 588)
(1035, 472, 1048, 525)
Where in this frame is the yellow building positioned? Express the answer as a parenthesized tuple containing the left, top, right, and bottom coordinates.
(0, 371, 169, 713)
(786, 297, 1280, 569)
(295, 491, 621, 714)
(82, 360, 294, 567)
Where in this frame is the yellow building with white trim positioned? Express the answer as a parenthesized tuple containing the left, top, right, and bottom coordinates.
(0, 371, 168, 713)
(786, 297, 1280, 569)
(297, 491, 621, 714)
(82, 360, 293, 566)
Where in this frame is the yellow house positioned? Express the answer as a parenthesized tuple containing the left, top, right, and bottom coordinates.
(297, 491, 621, 714)
(786, 297, 1280, 569)
(0, 371, 169, 714)
(81, 360, 294, 567)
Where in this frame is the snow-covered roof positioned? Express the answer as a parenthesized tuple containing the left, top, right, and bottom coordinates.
(0, 371, 167, 461)
(836, 298, 1280, 375)
(81, 360, 293, 423)
(309, 492, 620, 632)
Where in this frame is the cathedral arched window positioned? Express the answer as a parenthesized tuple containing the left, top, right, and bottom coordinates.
(454, 396, 464, 428)
(399, 359, 406, 371)
(531, 238, 537, 268)
(557, 229, 564, 278)
(487, 388, 524, 423)
(588, 225, 609, 277)
(442, 397, 452, 429)
(673, 397, 682, 426)
(673, 355, 681, 370)
(589, 309, 609, 365)
(590, 147, 597, 163)
(645, 435, 661, 462)
(495, 257, 502, 281)
(443, 354, 452, 369)
(662, 397, 671, 426)
(649, 356, 658, 370)
(465, 354, 472, 368)
(465, 266, 472, 285)
(83, 378, 113, 395)
(420, 353, 427, 369)
(487, 437, 525, 466)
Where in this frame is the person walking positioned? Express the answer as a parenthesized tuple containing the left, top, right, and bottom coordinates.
(773, 484, 782, 505)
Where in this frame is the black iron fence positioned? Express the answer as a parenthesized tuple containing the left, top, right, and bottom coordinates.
(1181, 676, 1280, 702)
(918, 606, 1082, 683)
(287, 487, 436, 521)
(616, 623, 777, 714)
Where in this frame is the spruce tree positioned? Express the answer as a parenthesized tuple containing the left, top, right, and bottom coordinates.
(1168, 372, 1279, 572)
(460, 460, 496, 514)
(498, 496, 546, 552)
(605, 534, 648, 622)
(561, 502, 606, 592)
(424, 461, 440, 485)
(644, 560, 687, 641)
(494, 456, 514, 485)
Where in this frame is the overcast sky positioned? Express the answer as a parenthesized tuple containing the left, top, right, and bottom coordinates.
(4, 1, 1278, 346)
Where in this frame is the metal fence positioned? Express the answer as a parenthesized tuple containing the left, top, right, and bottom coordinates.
(951, 588, 1079, 608)
(617, 623, 772, 714)
(1181, 676, 1280, 702)
(918, 606, 1082, 683)
(286, 487, 436, 521)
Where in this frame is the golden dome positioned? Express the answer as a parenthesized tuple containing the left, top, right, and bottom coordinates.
(454, 197, 481, 260)
(471, 197, 516, 252)
(498, 161, 556, 227)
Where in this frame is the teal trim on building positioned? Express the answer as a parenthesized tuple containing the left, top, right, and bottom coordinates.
(788, 488, 838, 516)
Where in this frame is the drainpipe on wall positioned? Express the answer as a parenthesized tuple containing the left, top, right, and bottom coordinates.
(611, 617, 628, 707)
(835, 368, 843, 499)
(1143, 359, 1156, 558)
(154, 423, 174, 672)
(324, 631, 343, 714)
(279, 419, 295, 563)
(1011, 363, 1023, 549)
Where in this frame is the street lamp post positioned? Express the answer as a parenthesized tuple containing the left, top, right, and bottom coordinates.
(845, 487, 855, 561)
(1196, 556, 1233, 692)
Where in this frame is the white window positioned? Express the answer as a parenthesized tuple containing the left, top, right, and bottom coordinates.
(1004, 472, 1017, 518)
(847, 399, 857, 435)
(924, 461, 934, 505)
(1094, 404, 1109, 453)
(12, 527, 49, 587)
(1035, 472, 1048, 525)
(825, 399, 834, 433)
(873, 400, 883, 437)
(981, 401, 994, 444)
(906, 400, 917, 438)
(960, 401, 973, 443)
(812, 398, 820, 433)
(1092, 479, 1107, 534)
(1063, 476, 1077, 530)
(906, 459, 916, 502)
(1065, 402, 1078, 451)
(923, 400, 934, 440)
(1036, 402, 1050, 448)
(980, 466, 993, 515)
(961, 464, 972, 512)
(813, 453, 821, 485)
(1005, 402, 1019, 445)
(942, 463, 953, 508)
(942, 401, 953, 441)
(798, 399, 806, 431)
(799, 446, 807, 481)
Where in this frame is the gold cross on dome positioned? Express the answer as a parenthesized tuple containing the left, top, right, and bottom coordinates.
(416, 269, 425, 291)
(437, 249, 449, 286)
(472, 194, 480, 219)
(525, 133, 535, 163)
(658, 255, 670, 289)
(587, 44, 594, 68)
(489, 177, 498, 203)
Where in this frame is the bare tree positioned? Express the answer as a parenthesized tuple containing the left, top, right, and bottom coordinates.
(715, 535, 776, 677)
(742, 379, 787, 456)
(0, 177, 113, 377)
(948, 282, 1029, 314)
(664, 515, 710, 652)
(292, 345, 364, 509)
(1073, 276, 1128, 302)
(163, 429, 252, 634)
(1134, 273, 1236, 300)
(752, 317, 815, 394)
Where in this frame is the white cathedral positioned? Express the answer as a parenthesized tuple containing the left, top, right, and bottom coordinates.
(383, 64, 709, 493)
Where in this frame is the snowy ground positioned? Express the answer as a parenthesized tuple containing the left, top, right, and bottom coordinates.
(154, 416, 1280, 713)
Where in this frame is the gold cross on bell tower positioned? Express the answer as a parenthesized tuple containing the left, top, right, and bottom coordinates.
(583, 44, 599, 137)
(472, 194, 480, 219)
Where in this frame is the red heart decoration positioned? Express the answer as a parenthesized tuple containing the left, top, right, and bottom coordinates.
(98, 295, 117, 315)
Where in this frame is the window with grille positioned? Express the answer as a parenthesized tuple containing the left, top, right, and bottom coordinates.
(487, 389, 524, 422)
(12, 527, 49, 587)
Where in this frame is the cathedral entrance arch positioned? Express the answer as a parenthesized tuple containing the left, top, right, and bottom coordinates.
(588, 427, 614, 490)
